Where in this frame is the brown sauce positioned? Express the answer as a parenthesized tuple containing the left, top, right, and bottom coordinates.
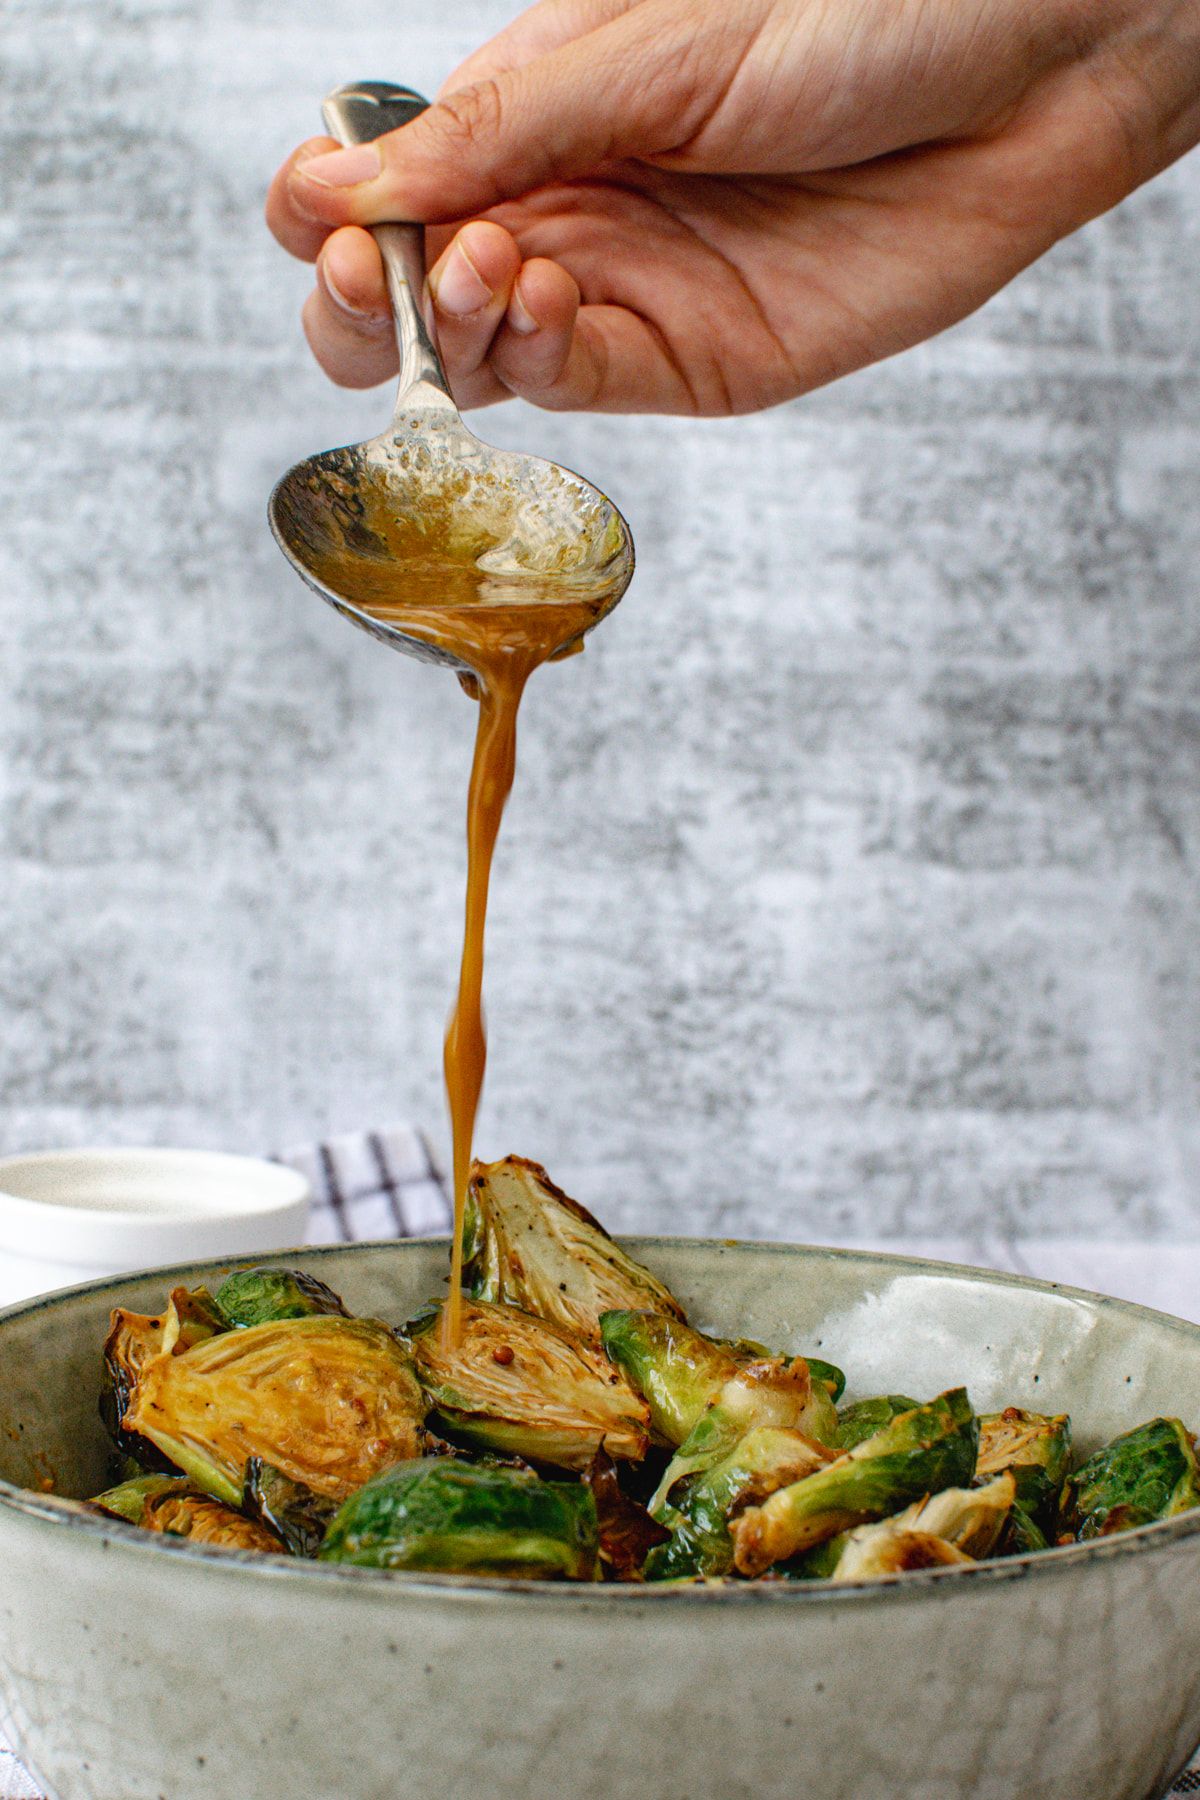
(307, 539, 619, 1347)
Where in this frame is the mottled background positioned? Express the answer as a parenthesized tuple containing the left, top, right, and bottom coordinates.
(2, 0, 1198, 1247)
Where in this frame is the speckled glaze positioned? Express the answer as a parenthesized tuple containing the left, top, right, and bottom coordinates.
(2, 1239, 1199, 1800)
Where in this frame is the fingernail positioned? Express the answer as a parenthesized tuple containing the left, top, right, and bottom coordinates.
(429, 242, 491, 317)
(508, 281, 539, 335)
(297, 144, 381, 188)
(322, 263, 390, 328)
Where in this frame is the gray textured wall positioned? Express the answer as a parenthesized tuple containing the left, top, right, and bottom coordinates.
(2, 0, 1198, 1242)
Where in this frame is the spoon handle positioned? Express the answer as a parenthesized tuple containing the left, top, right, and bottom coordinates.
(320, 81, 455, 411)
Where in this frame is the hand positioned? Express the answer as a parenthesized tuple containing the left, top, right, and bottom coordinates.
(266, 0, 1200, 415)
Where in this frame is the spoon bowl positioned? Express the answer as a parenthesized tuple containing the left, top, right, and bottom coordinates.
(269, 82, 634, 676)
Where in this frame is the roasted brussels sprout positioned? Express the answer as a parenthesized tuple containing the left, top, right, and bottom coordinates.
(123, 1316, 426, 1505)
(410, 1298, 649, 1470)
(832, 1526, 972, 1580)
(214, 1267, 349, 1329)
(600, 1311, 837, 1453)
(825, 1472, 1017, 1581)
(101, 1306, 173, 1469)
(646, 1425, 833, 1581)
(976, 1408, 1071, 1551)
(731, 1389, 979, 1576)
(141, 1490, 287, 1552)
(91, 1472, 194, 1524)
(835, 1395, 921, 1452)
(243, 1458, 339, 1558)
(463, 1156, 686, 1340)
(1063, 1417, 1200, 1540)
(318, 1457, 600, 1579)
(90, 1473, 286, 1551)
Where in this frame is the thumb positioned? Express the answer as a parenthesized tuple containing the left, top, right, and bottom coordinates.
(288, 1, 753, 226)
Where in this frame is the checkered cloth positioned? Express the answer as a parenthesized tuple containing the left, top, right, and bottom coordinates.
(2, 1128, 1200, 1797)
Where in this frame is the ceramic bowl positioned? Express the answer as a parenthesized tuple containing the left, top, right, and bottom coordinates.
(1, 1237, 1199, 1800)
(0, 1148, 311, 1305)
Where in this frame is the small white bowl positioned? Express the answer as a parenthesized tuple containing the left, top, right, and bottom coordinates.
(0, 1148, 312, 1306)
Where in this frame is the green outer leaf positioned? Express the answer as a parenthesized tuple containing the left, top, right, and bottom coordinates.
(90, 1473, 193, 1524)
(214, 1267, 350, 1328)
(600, 1311, 736, 1445)
(318, 1458, 599, 1579)
(835, 1396, 920, 1452)
(804, 1359, 846, 1404)
(1064, 1417, 1200, 1540)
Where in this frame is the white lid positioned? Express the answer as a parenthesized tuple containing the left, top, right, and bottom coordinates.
(0, 1148, 312, 1270)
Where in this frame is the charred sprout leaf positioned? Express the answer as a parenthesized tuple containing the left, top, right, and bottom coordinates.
(100, 1307, 175, 1471)
(464, 1156, 686, 1341)
(977, 1408, 1071, 1552)
(1063, 1417, 1200, 1540)
(123, 1316, 426, 1505)
(161, 1287, 229, 1355)
(318, 1457, 600, 1579)
(832, 1527, 973, 1580)
(243, 1457, 339, 1558)
(836, 1395, 921, 1452)
(830, 1476, 1016, 1581)
(645, 1426, 832, 1581)
(214, 1267, 350, 1329)
(600, 1312, 837, 1454)
(583, 1450, 670, 1578)
(90, 1472, 194, 1524)
(731, 1389, 979, 1577)
(141, 1489, 287, 1553)
(410, 1298, 649, 1471)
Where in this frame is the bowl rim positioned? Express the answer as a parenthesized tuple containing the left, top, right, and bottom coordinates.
(3, 1233, 1199, 1606)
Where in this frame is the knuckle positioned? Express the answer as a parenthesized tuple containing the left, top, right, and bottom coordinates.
(429, 79, 506, 156)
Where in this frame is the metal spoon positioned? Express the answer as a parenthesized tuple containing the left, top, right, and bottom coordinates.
(268, 81, 635, 676)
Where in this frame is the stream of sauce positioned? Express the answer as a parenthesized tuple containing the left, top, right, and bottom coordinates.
(305, 544, 617, 1346)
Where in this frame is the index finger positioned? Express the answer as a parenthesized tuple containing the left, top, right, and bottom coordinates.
(266, 135, 341, 262)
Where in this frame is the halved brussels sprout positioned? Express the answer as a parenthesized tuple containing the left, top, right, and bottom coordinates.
(463, 1156, 686, 1341)
(830, 1471, 1018, 1581)
(832, 1526, 972, 1581)
(645, 1425, 833, 1581)
(123, 1316, 427, 1505)
(976, 1407, 1072, 1551)
(318, 1456, 600, 1579)
(91, 1472, 194, 1524)
(600, 1311, 837, 1453)
(1063, 1417, 1200, 1540)
(410, 1298, 649, 1470)
(214, 1267, 349, 1329)
(141, 1490, 287, 1552)
(101, 1307, 173, 1469)
(731, 1389, 979, 1576)
(835, 1395, 921, 1452)
(90, 1473, 286, 1551)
